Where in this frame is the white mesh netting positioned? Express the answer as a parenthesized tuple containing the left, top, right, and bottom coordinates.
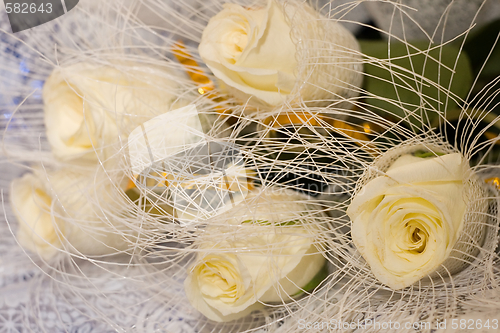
(1, 0, 500, 332)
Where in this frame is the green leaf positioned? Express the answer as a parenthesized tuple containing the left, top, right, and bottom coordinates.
(242, 219, 269, 225)
(241, 219, 299, 226)
(293, 263, 329, 296)
(462, 19, 500, 117)
(463, 19, 500, 80)
(413, 151, 445, 158)
(360, 41, 473, 127)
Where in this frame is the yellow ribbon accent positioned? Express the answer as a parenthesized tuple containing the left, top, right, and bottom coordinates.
(262, 111, 377, 155)
(172, 41, 237, 118)
(484, 131, 500, 145)
(126, 177, 137, 191)
(485, 177, 500, 190)
(126, 171, 254, 192)
(172, 41, 215, 95)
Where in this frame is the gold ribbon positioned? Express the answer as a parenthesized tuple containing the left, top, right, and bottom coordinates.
(127, 42, 246, 191)
(172, 40, 235, 117)
(126, 172, 254, 192)
(485, 177, 500, 190)
(172, 41, 215, 95)
(262, 111, 378, 155)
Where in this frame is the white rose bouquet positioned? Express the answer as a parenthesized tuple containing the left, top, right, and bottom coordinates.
(348, 150, 487, 290)
(43, 62, 182, 162)
(198, 0, 362, 108)
(11, 168, 134, 260)
(184, 191, 327, 322)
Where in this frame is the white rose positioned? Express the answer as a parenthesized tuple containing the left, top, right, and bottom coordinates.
(11, 172, 64, 260)
(43, 62, 181, 161)
(199, 0, 362, 107)
(347, 152, 484, 290)
(184, 191, 326, 322)
(11, 168, 132, 260)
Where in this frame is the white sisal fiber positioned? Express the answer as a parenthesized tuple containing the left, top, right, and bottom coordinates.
(0, 0, 500, 332)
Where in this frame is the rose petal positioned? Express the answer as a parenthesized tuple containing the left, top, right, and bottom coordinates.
(349, 153, 469, 289)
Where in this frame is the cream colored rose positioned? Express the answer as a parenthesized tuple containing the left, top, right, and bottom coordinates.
(184, 191, 326, 322)
(11, 168, 132, 260)
(43, 62, 181, 161)
(347, 153, 475, 290)
(11, 172, 64, 260)
(198, 0, 362, 107)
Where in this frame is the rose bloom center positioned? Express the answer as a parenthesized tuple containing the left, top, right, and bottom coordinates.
(404, 219, 429, 253)
(385, 198, 442, 257)
(197, 257, 245, 304)
(220, 16, 250, 63)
